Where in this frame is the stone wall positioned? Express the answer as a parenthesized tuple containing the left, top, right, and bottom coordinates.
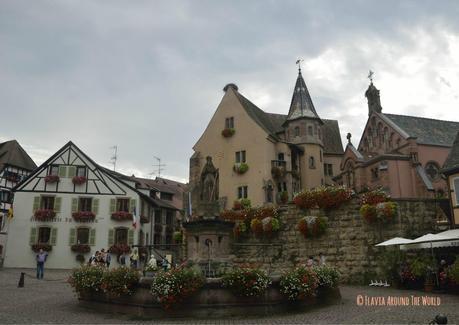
(230, 199, 446, 283)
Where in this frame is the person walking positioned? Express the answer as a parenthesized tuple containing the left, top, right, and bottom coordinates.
(130, 249, 139, 269)
(105, 249, 112, 268)
(36, 249, 48, 279)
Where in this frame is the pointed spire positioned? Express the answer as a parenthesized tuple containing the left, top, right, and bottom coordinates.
(286, 66, 321, 121)
(365, 71, 382, 115)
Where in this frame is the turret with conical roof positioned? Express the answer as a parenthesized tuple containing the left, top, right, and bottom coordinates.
(286, 68, 322, 122)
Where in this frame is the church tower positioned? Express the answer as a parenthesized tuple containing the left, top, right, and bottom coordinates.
(283, 66, 325, 189)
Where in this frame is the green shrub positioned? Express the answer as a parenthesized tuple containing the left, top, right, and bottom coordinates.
(222, 267, 271, 297)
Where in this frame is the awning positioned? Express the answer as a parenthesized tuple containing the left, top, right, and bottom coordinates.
(375, 237, 414, 246)
(400, 231, 459, 250)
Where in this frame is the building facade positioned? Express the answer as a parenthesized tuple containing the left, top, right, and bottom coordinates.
(335, 81, 459, 198)
(442, 132, 459, 226)
(189, 69, 343, 210)
(4, 142, 179, 269)
(0, 140, 37, 264)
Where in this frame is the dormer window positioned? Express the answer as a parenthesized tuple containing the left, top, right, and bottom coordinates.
(225, 117, 234, 129)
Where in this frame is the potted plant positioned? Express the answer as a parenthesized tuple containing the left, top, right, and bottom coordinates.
(279, 266, 318, 301)
(233, 162, 249, 174)
(72, 176, 87, 185)
(221, 128, 236, 138)
(44, 175, 60, 183)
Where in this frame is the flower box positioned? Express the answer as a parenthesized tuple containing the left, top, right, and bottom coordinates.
(34, 209, 56, 220)
(71, 244, 91, 253)
(221, 128, 236, 138)
(31, 243, 52, 252)
(293, 186, 352, 210)
(233, 163, 249, 174)
(6, 175, 20, 183)
(111, 211, 133, 221)
(72, 176, 87, 185)
(44, 175, 60, 183)
(140, 215, 149, 224)
(109, 243, 131, 255)
(72, 211, 96, 222)
(297, 216, 327, 238)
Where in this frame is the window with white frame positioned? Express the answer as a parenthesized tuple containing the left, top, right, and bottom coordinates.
(235, 151, 246, 163)
(237, 186, 248, 199)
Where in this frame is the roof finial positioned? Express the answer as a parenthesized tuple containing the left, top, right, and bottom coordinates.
(296, 58, 304, 74)
(368, 70, 374, 83)
(346, 132, 352, 144)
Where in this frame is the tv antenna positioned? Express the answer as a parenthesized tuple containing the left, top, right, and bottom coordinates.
(150, 156, 166, 178)
(110, 145, 118, 171)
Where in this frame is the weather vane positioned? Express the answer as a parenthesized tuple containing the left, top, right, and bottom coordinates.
(296, 58, 304, 72)
(368, 70, 374, 83)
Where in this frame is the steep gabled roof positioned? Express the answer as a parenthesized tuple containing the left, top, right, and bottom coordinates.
(322, 119, 344, 155)
(0, 140, 37, 171)
(442, 131, 459, 174)
(384, 114, 459, 147)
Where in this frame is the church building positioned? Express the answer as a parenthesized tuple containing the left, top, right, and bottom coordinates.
(335, 80, 459, 198)
(189, 68, 344, 209)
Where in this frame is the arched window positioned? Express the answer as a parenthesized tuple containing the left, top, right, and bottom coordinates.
(309, 156, 315, 169)
(294, 126, 300, 137)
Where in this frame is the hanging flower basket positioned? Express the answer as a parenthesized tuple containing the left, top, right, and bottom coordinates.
(71, 244, 91, 253)
(72, 176, 87, 185)
(44, 175, 60, 183)
(297, 216, 327, 238)
(109, 243, 131, 255)
(261, 216, 280, 236)
(376, 201, 398, 221)
(360, 188, 388, 205)
(233, 163, 249, 174)
(34, 209, 56, 220)
(250, 218, 263, 236)
(31, 243, 52, 253)
(360, 204, 377, 223)
(72, 211, 95, 222)
(221, 128, 236, 138)
(111, 211, 133, 221)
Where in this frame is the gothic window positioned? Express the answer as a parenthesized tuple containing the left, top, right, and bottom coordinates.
(425, 162, 440, 181)
(383, 128, 389, 146)
(396, 138, 401, 147)
(389, 133, 395, 149)
(309, 156, 316, 169)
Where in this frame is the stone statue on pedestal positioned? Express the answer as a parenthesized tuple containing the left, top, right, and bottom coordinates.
(197, 156, 220, 219)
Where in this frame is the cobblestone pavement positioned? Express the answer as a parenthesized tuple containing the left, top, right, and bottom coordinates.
(1, 268, 458, 324)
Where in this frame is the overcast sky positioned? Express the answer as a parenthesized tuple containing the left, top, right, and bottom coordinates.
(1, 1, 459, 183)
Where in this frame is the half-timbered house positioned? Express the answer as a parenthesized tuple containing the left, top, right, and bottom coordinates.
(3, 141, 179, 269)
(0, 140, 37, 264)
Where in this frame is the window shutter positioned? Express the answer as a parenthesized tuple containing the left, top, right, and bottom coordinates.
(69, 228, 76, 245)
(29, 227, 37, 245)
(71, 198, 78, 213)
(109, 199, 116, 213)
(92, 198, 99, 215)
(130, 199, 137, 214)
(50, 228, 58, 246)
(68, 166, 77, 178)
(33, 196, 40, 213)
(89, 228, 96, 246)
(54, 197, 62, 212)
(128, 229, 134, 246)
(108, 229, 114, 246)
(58, 166, 67, 177)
